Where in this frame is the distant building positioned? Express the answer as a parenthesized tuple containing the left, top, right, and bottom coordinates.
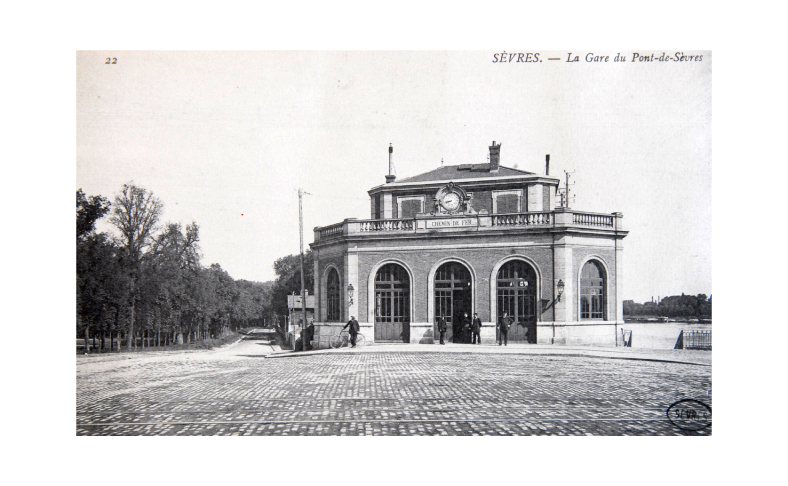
(309, 142, 628, 347)
(287, 294, 315, 328)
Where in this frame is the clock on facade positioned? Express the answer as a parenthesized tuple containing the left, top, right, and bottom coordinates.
(434, 182, 468, 214)
(441, 192, 461, 211)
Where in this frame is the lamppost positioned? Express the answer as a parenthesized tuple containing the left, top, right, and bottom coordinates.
(556, 279, 565, 302)
(347, 283, 354, 306)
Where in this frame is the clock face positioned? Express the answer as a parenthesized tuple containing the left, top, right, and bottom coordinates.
(442, 192, 461, 211)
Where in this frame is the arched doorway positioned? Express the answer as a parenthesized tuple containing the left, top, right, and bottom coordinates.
(434, 262, 473, 343)
(374, 263, 410, 342)
(496, 260, 537, 343)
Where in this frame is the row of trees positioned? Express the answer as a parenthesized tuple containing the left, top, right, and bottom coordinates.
(623, 294, 712, 318)
(77, 184, 275, 350)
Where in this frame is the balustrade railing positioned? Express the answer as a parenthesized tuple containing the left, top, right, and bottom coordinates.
(492, 212, 552, 227)
(316, 222, 344, 240)
(359, 219, 416, 232)
(315, 210, 619, 241)
(572, 212, 614, 228)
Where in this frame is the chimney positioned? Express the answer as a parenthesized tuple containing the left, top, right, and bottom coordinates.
(545, 154, 550, 175)
(385, 143, 396, 183)
(489, 141, 501, 172)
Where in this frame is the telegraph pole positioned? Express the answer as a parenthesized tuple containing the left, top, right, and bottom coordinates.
(298, 188, 308, 351)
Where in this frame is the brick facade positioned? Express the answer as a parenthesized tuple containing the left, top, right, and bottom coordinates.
(310, 143, 628, 348)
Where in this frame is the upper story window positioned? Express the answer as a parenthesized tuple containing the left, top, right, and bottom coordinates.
(492, 189, 523, 214)
(397, 196, 425, 219)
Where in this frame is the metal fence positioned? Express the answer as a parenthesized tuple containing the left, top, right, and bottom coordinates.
(683, 330, 711, 350)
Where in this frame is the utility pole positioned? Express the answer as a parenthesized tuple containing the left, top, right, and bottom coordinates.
(560, 170, 575, 209)
(298, 188, 309, 351)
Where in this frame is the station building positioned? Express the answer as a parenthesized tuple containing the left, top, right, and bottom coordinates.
(309, 142, 628, 348)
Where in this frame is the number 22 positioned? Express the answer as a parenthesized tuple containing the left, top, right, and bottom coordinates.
(105, 58, 117, 64)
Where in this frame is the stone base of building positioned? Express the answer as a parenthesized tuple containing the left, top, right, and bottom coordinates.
(312, 321, 623, 349)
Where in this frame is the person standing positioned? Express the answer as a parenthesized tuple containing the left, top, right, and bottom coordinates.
(343, 315, 360, 348)
(461, 312, 471, 343)
(436, 316, 447, 345)
(471, 313, 482, 344)
(498, 312, 511, 346)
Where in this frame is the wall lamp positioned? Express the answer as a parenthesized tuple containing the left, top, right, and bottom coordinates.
(347, 283, 355, 306)
(557, 279, 565, 302)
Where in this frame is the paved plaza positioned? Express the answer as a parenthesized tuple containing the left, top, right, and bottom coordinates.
(76, 331, 711, 435)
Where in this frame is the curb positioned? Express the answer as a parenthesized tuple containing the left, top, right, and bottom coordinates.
(263, 347, 710, 366)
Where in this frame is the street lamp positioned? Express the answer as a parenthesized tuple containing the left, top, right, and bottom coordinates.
(347, 283, 355, 306)
(556, 279, 565, 302)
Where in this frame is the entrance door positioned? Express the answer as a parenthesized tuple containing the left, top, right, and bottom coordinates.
(497, 260, 537, 343)
(434, 262, 473, 343)
(374, 263, 410, 342)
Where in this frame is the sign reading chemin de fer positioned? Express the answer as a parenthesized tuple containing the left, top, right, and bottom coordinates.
(425, 217, 477, 229)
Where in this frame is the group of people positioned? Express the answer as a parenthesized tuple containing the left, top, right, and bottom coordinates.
(435, 312, 512, 345)
(328, 312, 515, 349)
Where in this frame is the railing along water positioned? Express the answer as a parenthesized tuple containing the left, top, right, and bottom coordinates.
(684, 330, 712, 350)
(492, 212, 553, 227)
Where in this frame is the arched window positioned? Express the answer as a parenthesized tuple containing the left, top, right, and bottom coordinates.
(326, 268, 340, 321)
(580, 261, 606, 319)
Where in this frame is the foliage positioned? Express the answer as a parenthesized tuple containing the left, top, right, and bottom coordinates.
(623, 294, 712, 318)
(270, 251, 313, 318)
(77, 189, 110, 241)
(77, 185, 275, 351)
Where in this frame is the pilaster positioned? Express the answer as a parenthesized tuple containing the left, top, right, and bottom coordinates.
(383, 193, 393, 219)
(553, 240, 574, 323)
(345, 250, 359, 322)
(527, 184, 544, 212)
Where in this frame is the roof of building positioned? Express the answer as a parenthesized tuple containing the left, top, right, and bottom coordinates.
(393, 164, 534, 184)
(287, 294, 315, 310)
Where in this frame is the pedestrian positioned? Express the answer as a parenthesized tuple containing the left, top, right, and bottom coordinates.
(462, 312, 471, 343)
(471, 312, 482, 344)
(343, 315, 360, 348)
(498, 312, 511, 346)
(436, 316, 447, 345)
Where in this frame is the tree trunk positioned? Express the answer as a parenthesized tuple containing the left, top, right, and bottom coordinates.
(127, 281, 135, 350)
(85, 327, 90, 354)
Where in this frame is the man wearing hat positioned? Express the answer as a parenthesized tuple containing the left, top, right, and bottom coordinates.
(343, 315, 360, 348)
(436, 316, 447, 345)
(471, 313, 482, 344)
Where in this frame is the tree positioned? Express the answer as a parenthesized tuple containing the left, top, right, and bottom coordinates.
(109, 183, 163, 349)
(77, 189, 110, 241)
(77, 190, 125, 349)
(270, 251, 314, 318)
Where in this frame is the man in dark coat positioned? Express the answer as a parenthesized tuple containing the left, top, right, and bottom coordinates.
(342, 316, 360, 348)
(498, 312, 511, 346)
(461, 312, 471, 343)
(436, 316, 447, 345)
(471, 313, 482, 344)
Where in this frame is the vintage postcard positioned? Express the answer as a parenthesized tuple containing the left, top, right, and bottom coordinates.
(76, 50, 711, 438)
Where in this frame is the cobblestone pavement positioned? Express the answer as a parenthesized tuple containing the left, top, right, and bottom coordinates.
(77, 335, 711, 436)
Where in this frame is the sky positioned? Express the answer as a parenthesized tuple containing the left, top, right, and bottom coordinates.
(76, 51, 711, 302)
